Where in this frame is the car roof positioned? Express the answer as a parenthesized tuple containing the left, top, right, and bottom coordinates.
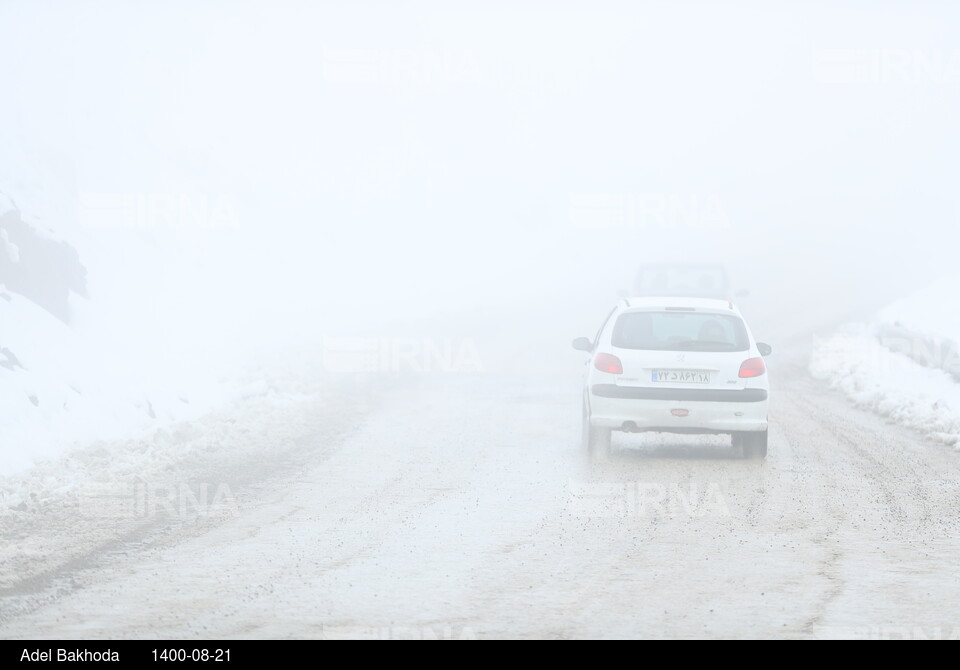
(636, 262, 727, 268)
(617, 296, 742, 315)
(635, 263, 729, 274)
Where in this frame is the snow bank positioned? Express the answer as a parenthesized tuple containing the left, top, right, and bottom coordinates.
(811, 277, 960, 448)
(0, 288, 239, 476)
(1, 176, 240, 477)
(0, 380, 297, 515)
(1, 82, 268, 476)
(878, 276, 960, 342)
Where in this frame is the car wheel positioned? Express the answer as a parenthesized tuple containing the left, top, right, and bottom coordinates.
(582, 398, 611, 459)
(740, 430, 768, 461)
(581, 399, 591, 451)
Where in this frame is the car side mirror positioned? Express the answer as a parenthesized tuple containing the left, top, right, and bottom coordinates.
(757, 343, 773, 357)
(572, 337, 593, 352)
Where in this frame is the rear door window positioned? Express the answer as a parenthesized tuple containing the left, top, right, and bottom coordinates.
(611, 311, 749, 352)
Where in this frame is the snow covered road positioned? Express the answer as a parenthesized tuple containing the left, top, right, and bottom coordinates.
(5, 0, 960, 642)
(2, 318, 960, 639)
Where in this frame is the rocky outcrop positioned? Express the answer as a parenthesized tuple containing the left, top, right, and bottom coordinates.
(0, 205, 87, 323)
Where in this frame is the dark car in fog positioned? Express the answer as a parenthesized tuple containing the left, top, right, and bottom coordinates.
(631, 264, 745, 302)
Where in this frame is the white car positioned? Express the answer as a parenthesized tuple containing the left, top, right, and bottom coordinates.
(573, 297, 771, 460)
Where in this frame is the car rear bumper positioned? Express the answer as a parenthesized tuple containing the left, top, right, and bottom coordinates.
(591, 385, 767, 403)
(588, 384, 769, 433)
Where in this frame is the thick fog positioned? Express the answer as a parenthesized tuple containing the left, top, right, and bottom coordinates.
(3, 1, 960, 641)
(4, 2, 958, 355)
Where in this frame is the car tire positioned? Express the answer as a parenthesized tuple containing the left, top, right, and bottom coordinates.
(582, 399, 612, 459)
(740, 430, 768, 461)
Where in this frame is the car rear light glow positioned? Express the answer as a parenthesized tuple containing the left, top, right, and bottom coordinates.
(594, 353, 623, 374)
(671, 409, 690, 417)
(739, 357, 766, 378)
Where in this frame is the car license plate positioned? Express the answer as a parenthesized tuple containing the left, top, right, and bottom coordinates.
(651, 370, 711, 384)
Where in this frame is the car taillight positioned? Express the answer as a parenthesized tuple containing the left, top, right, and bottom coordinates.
(739, 357, 766, 378)
(594, 353, 623, 374)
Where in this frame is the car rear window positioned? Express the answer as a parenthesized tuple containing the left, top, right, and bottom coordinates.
(611, 311, 749, 352)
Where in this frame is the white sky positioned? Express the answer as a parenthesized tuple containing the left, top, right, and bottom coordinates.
(2, 1, 958, 356)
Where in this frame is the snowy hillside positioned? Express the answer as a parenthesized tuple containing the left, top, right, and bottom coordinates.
(1, 178, 237, 476)
(0, 286, 238, 476)
(811, 276, 960, 448)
